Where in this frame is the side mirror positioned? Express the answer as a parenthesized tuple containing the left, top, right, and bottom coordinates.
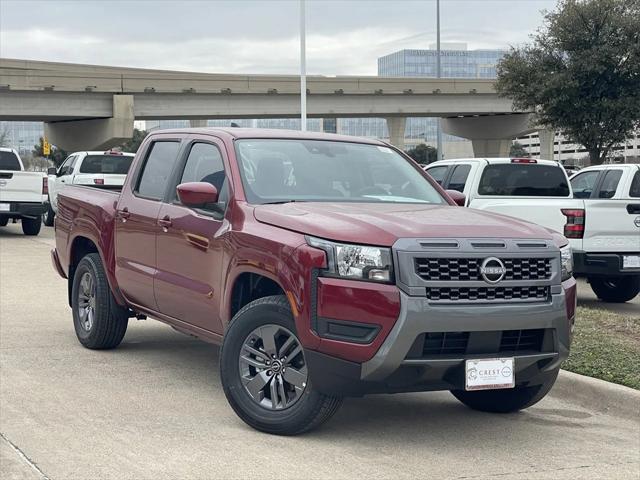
(176, 182, 219, 208)
(446, 190, 466, 207)
(47, 167, 57, 176)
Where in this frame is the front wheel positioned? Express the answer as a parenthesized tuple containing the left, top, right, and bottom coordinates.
(0, 217, 8, 227)
(71, 253, 128, 349)
(220, 295, 342, 435)
(589, 275, 640, 303)
(451, 368, 559, 413)
(21, 216, 41, 236)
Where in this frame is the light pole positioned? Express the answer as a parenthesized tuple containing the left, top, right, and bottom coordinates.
(300, 0, 307, 131)
(436, 0, 443, 161)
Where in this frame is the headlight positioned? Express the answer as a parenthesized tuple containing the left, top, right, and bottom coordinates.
(307, 236, 393, 283)
(560, 245, 573, 281)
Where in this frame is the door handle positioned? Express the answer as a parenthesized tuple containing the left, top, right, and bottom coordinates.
(116, 207, 130, 222)
(158, 215, 172, 231)
(627, 204, 640, 214)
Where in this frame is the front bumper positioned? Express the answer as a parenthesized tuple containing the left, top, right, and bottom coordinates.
(0, 201, 46, 217)
(573, 251, 640, 277)
(307, 284, 574, 397)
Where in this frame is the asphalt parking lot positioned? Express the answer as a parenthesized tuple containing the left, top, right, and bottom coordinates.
(1, 223, 639, 480)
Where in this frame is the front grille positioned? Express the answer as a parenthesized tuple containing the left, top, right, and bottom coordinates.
(415, 257, 552, 282)
(499, 329, 545, 353)
(422, 332, 469, 355)
(407, 329, 549, 359)
(425, 286, 549, 302)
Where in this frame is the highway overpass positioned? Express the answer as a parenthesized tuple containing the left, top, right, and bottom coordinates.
(0, 58, 550, 156)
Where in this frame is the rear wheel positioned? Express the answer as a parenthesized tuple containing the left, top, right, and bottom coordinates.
(220, 295, 342, 435)
(589, 275, 640, 303)
(451, 368, 559, 413)
(72, 253, 128, 349)
(43, 203, 55, 226)
(21, 216, 41, 236)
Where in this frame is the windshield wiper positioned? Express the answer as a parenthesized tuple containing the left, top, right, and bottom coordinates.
(260, 200, 307, 205)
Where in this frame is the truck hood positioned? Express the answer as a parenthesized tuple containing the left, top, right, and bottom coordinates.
(253, 202, 554, 246)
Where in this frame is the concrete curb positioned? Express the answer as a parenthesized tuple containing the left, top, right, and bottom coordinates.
(551, 370, 640, 418)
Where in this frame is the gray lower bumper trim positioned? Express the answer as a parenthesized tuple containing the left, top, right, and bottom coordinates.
(361, 291, 571, 381)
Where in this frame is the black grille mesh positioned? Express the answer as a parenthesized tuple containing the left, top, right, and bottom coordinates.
(425, 286, 549, 302)
(415, 257, 552, 282)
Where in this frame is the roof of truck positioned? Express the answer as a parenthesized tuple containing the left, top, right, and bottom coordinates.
(149, 127, 388, 145)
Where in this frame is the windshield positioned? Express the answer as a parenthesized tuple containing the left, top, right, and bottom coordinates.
(79, 155, 134, 174)
(235, 139, 445, 205)
(0, 151, 21, 171)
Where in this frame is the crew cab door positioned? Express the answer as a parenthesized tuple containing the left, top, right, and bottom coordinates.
(154, 138, 230, 335)
(574, 167, 640, 254)
(50, 154, 78, 209)
(114, 138, 183, 310)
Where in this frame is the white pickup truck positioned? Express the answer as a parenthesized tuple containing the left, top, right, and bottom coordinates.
(424, 158, 583, 235)
(568, 164, 640, 302)
(45, 150, 135, 225)
(0, 147, 47, 236)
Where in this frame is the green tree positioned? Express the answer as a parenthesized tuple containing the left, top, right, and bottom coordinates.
(405, 144, 438, 165)
(119, 129, 148, 153)
(33, 137, 68, 167)
(495, 0, 640, 165)
(509, 141, 529, 158)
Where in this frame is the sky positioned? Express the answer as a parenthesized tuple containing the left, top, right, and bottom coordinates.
(0, 0, 557, 75)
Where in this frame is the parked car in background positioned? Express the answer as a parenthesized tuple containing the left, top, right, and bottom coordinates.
(52, 129, 576, 435)
(45, 150, 135, 225)
(423, 158, 583, 237)
(569, 164, 640, 302)
(563, 165, 581, 176)
(0, 147, 47, 235)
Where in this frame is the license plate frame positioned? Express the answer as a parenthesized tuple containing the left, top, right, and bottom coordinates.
(465, 358, 515, 391)
(622, 255, 640, 269)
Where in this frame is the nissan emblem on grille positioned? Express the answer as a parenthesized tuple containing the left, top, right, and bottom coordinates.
(479, 257, 507, 284)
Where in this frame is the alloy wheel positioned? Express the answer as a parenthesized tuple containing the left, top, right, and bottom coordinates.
(77, 271, 96, 332)
(238, 324, 308, 410)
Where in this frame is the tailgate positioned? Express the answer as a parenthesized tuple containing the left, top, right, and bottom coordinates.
(582, 199, 640, 253)
(0, 171, 45, 203)
(469, 197, 584, 235)
(74, 174, 127, 186)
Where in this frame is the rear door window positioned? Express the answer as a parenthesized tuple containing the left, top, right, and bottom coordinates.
(596, 169, 623, 199)
(478, 164, 570, 197)
(630, 170, 640, 198)
(445, 164, 471, 192)
(0, 151, 21, 170)
(425, 166, 448, 185)
(80, 155, 134, 174)
(570, 170, 600, 199)
(136, 142, 181, 200)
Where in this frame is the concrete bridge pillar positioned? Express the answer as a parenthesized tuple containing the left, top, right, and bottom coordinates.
(386, 117, 406, 150)
(538, 129, 555, 160)
(442, 113, 537, 158)
(189, 119, 208, 128)
(45, 95, 134, 152)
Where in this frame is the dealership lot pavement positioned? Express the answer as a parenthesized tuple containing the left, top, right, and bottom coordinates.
(1, 224, 639, 480)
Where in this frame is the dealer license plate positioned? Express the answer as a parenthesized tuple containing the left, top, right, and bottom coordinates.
(465, 358, 515, 391)
(0, 203, 9, 212)
(623, 255, 640, 269)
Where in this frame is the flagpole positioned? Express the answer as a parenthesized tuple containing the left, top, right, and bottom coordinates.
(300, 0, 307, 131)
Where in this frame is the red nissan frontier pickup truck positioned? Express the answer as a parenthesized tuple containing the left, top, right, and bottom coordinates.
(52, 128, 576, 435)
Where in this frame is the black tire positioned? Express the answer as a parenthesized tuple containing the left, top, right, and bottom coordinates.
(71, 253, 128, 349)
(451, 368, 559, 413)
(0, 217, 8, 227)
(43, 203, 55, 226)
(589, 275, 640, 303)
(21, 216, 41, 236)
(220, 295, 342, 435)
